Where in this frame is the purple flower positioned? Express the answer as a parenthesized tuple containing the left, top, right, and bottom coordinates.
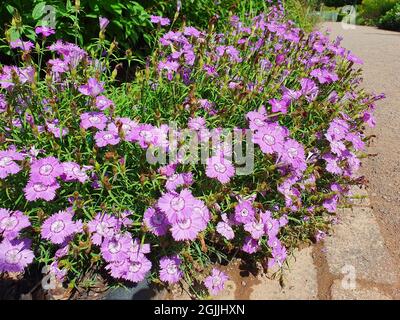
(35, 26, 55, 37)
(268, 245, 287, 269)
(80, 112, 108, 130)
(165, 173, 193, 191)
(159, 255, 183, 284)
(95, 95, 114, 111)
(143, 207, 169, 236)
(120, 256, 152, 283)
(300, 78, 319, 102)
(252, 124, 284, 155)
(87, 213, 118, 245)
(24, 180, 60, 202)
(246, 107, 267, 131)
(62, 162, 90, 183)
(184, 26, 201, 38)
(244, 219, 265, 240)
(10, 40, 34, 51)
(94, 130, 120, 147)
(281, 139, 306, 171)
(0, 239, 34, 273)
(204, 268, 228, 295)
(0, 209, 31, 240)
(242, 236, 260, 254)
(78, 78, 104, 97)
(30, 157, 64, 186)
(41, 210, 83, 244)
(150, 15, 170, 26)
(269, 97, 291, 114)
(216, 218, 234, 240)
(326, 118, 349, 142)
(310, 68, 338, 84)
(101, 233, 131, 262)
(170, 210, 206, 241)
(188, 117, 206, 131)
(158, 60, 179, 80)
(206, 156, 235, 184)
(157, 189, 195, 224)
(323, 195, 339, 213)
(234, 200, 255, 224)
(0, 149, 25, 179)
(99, 17, 110, 31)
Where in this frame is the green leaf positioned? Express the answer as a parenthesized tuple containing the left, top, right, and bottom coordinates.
(32, 2, 46, 20)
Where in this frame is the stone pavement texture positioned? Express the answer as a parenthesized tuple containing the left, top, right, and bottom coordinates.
(165, 23, 400, 300)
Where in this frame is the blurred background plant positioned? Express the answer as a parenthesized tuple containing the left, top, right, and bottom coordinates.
(377, 2, 400, 31)
(0, 0, 318, 64)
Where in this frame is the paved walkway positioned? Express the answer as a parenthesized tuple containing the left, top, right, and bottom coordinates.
(165, 23, 400, 300)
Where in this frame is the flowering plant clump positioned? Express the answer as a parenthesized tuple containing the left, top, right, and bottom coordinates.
(0, 3, 382, 298)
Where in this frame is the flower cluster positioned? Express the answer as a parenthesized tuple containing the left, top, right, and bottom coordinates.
(0, 2, 382, 298)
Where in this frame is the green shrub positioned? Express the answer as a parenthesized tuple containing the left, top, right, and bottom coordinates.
(378, 2, 400, 30)
(319, 0, 362, 8)
(361, 0, 399, 22)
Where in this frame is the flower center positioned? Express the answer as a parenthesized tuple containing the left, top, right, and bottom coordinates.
(104, 133, 113, 140)
(33, 183, 48, 192)
(89, 116, 101, 124)
(129, 261, 142, 273)
(214, 162, 227, 173)
(50, 220, 65, 233)
(151, 213, 164, 226)
(122, 124, 131, 132)
(170, 196, 185, 211)
(0, 216, 18, 230)
(254, 118, 264, 126)
(39, 164, 54, 176)
(177, 218, 192, 230)
(262, 134, 275, 146)
(0, 156, 13, 167)
(5, 249, 22, 264)
(96, 221, 109, 235)
(212, 276, 222, 287)
(253, 222, 264, 231)
(167, 263, 178, 275)
(288, 147, 298, 158)
(240, 209, 249, 217)
(108, 240, 122, 254)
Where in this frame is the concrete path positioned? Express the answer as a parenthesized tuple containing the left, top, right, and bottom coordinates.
(166, 23, 400, 300)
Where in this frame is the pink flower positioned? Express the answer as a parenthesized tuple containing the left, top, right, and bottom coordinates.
(0, 209, 31, 240)
(24, 180, 60, 202)
(204, 268, 228, 295)
(244, 218, 265, 240)
(150, 15, 170, 26)
(0, 239, 34, 273)
(0, 149, 25, 179)
(30, 157, 64, 186)
(252, 124, 285, 155)
(35, 26, 55, 37)
(159, 255, 183, 284)
(120, 256, 152, 283)
(216, 221, 234, 240)
(94, 130, 120, 147)
(242, 236, 260, 254)
(143, 207, 169, 236)
(246, 107, 267, 131)
(269, 97, 290, 114)
(78, 78, 104, 97)
(87, 213, 118, 245)
(41, 210, 83, 244)
(206, 156, 235, 184)
(95, 95, 114, 111)
(234, 200, 255, 224)
(80, 112, 108, 130)
(188, 117, 206, 131)
(101, 233, 131, 262)
(170, 211, 206, 241)
(157, 189, 196, 224)
(62, 162, 90, 183)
